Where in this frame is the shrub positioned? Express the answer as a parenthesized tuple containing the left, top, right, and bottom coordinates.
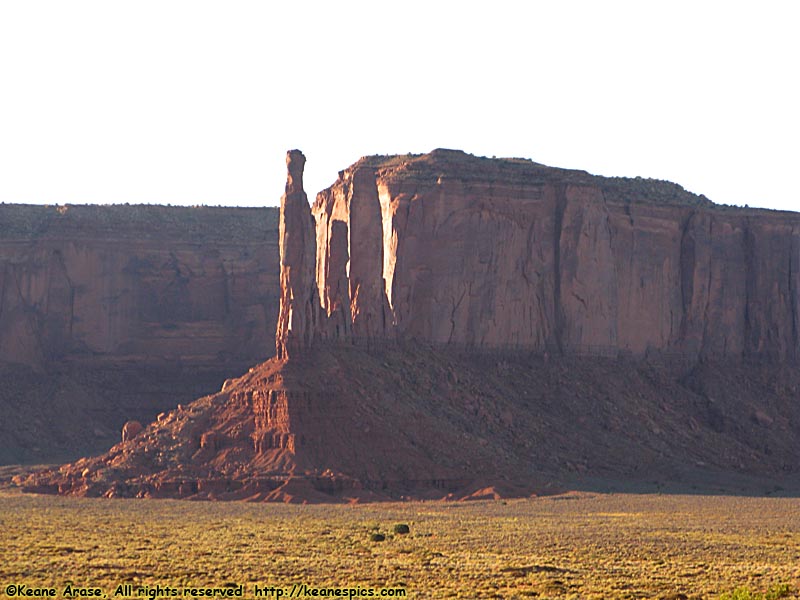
(718, 583, 792, 600)
(766, 584, 792, 600)
(393, 523, 410, 535)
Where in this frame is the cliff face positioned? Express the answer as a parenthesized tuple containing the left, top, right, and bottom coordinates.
(306, 149, 800, 361)
(0, 204, 280, 367)
(17, 149, 800, 501)
(0, 204, 280, 463)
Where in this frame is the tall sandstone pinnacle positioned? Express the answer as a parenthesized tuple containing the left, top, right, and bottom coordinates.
(275, 150, 318, 358)
(278, 152, 392, 352)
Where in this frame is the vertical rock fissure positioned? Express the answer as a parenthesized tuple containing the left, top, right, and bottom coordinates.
(700, 217, 714, 357)
(604, 205, 620, 350)
(742, 220, 755, 358)
(378, 185, 396, 320)
(552, 184, 567, 353)
(68, 274, 76, 339)
(11, 264, 45, 362)
(790, 226, 798, 359)
(53, 249, 77, 339)
(678, 210, 697, 341)
(0, 263, 7, 323)
(448, 285, 467, 344)
(221, 266, 232, 318)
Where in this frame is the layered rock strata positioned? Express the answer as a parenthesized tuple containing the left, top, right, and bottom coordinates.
(0, 204, 280, 367)
(0, 204, 280, 462)
(14, 149, 800, 501)
(303, 149, 800, 361)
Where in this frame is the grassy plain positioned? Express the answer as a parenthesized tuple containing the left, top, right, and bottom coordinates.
(1, 490, 799, 599)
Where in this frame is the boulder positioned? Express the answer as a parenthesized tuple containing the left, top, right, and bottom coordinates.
(121, 420, 143, 443)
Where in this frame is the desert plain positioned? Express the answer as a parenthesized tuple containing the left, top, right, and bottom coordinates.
(2, 485, 799, 599)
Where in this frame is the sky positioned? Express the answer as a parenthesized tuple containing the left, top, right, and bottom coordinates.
(0, 1, 798, 211)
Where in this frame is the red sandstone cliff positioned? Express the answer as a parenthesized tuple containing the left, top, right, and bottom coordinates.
(306, 149, 800, 361)
(0, 204, 280, 367)
(0, 204, 279, 462)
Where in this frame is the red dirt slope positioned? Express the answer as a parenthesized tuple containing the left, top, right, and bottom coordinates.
(16, 342, 800, 501)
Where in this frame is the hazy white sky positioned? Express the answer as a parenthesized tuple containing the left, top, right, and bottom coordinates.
(0, 1, 797, 211)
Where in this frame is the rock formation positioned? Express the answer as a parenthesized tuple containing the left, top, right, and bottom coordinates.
(15, 342, 800, 501)
(314, 166, 390, 340)
(276, 150, 318, 359)
(0, 204, 280, 367)
(13, 149, 800, 501)
(0, 204, 280, 462)
(121, 420, 143, 443)
(305, 149, 800, 362)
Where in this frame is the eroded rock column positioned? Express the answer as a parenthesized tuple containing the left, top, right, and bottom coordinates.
(276, 150, 318, 358)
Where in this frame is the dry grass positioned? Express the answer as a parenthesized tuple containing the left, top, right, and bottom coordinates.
(1, 491, 799, 599)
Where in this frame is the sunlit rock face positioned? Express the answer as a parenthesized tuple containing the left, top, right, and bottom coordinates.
(275, 150, 319, 359)
(306, 148, 799, 362)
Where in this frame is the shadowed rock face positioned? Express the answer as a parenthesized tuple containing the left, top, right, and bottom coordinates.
(0, 204, 280, 463)
(0, 204, 280, 367)
(14, 149, 800, 501)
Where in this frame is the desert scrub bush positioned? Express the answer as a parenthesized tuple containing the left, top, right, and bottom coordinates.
(719, 583, 792, 600)
(392, 523, 410, 535)
(369, 532, 386, 542)
(764, 584, 792, 600)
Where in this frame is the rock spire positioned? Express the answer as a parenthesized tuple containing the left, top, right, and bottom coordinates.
(275, 150, 318, 358)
